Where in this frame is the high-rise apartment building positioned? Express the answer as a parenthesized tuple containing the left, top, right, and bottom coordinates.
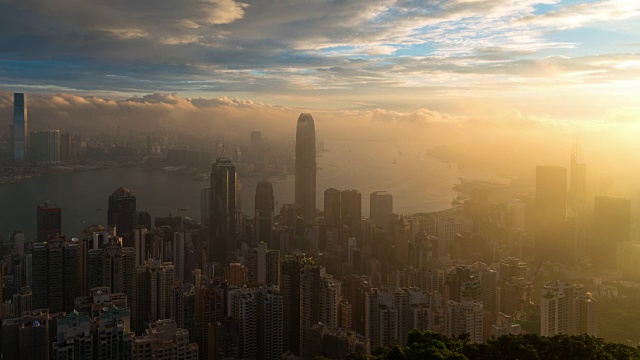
(445, 299, 484, 343)
(53, 311, 93, 359)
(574, 292, 597, 336)
(436, 218, 464, 259)
(299, 266, 341, 356)
(364, 287, 432, 350)
(174, 282, 197, 341)
(209, 156, 237, 263)
(540, 280, 576, 336)
(197, 280, 226, 360)
(295, 113, 317, 223)
(36, 201, 62, 242)
(134, 319, 199, 360)
(134, 259, 175, 335)
(32, 237, 80, 313)
(228, 285, 283, 360)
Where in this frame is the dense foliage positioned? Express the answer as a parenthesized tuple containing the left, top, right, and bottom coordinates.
(343, 330, 640, 360)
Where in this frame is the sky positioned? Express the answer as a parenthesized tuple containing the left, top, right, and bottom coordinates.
(0, 0, 639, 114)
(1, 0, 640, 186)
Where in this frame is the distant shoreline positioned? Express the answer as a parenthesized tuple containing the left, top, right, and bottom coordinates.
(0, 162, 137, 186)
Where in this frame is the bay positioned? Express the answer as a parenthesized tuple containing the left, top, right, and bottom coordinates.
(0, 140, 496, 240)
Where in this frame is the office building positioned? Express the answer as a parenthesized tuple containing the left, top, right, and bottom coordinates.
(370, 191, 393, 232)
(535, 166, 567, 261)
(201, 188, 211, 227)
(324, 188, 342, 231)
(209, 155, 237, 263)
(108, 186, 137, 247)
(134, 319, 199, 360)
(255, 181, 275, 244)
(341, 189, 362, 241)
(36, 201, 62, 242)
(34, 130, 61, 165)
(295, 113, 317, 223)
(12, 93, 28, 163)
(592, 196, 631, 271)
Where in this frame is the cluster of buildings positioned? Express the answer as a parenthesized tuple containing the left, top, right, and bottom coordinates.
(8, 93, 79, 165)
(1, 97, 624, 360)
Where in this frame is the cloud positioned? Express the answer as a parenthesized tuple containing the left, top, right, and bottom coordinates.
(0, 0, 639, 110)
(520, 0, 640, 29)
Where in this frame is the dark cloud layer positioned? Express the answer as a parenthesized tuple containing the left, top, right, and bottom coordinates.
(0, 0, 638, 102)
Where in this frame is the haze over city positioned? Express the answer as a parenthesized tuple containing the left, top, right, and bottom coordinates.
(1, 1, 640, 360)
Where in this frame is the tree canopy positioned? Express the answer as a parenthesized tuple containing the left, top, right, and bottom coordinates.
(349, 330, 640, 360)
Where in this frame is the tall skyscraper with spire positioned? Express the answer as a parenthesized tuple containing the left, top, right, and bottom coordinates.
(295, 113, 316, 224)
(12, 93, 28, 163)
(209, 155, 237, 263)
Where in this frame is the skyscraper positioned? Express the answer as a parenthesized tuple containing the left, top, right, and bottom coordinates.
(295, 113, 317, 223)
(201, 188, 211, 227)
(255, 181, 275, 244)
(281, 255, 305, 355)
(107, 187, 137, 247)
(569, 146, 586, 216)
(340, 189, 362, 241)
(370, 191, 393, 233)
(12, 93, 28, 163)
(592, 196, 631, 271)
(324, 188, 342, 230)
(535, 166, 567, 261)
(209, 156, 237, 263)
(37, 201, 62, 242)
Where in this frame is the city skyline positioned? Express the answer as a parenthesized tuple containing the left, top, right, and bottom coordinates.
(0, 1, 639, 359)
